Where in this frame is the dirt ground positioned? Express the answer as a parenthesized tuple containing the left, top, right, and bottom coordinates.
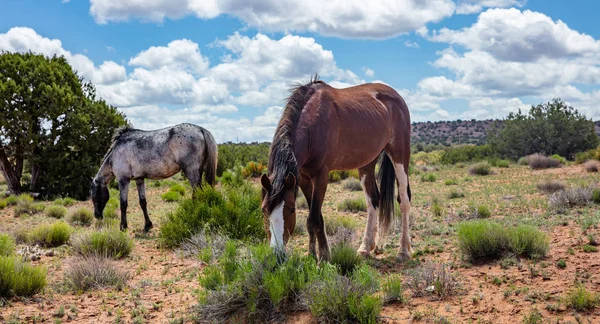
(1, 164, 599, 323)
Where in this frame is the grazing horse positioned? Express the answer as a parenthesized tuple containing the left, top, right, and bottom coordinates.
(260, 77, 412, 261)
(91, 123, 218, 232)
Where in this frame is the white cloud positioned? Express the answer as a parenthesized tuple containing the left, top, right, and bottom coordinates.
(362, 67, 375, 77)
(129, 39, 209, 74)
(456, 0, 525, 15)
(404, 40, 419, 48)
(0, 27, 126, 85)
(90, 0, 456, 39)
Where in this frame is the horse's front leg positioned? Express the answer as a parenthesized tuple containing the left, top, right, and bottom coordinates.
(307, 170, 330, 261)
(136, 179, 153, 232)
(118, 178, 130, 231)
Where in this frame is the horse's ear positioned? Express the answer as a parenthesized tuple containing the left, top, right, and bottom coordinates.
(261, 174, 272, 191)
(285, 173, 296, 189)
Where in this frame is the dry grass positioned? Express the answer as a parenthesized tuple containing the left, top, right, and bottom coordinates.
(583, 160, 600, 172)
(527, 154, 562, 170)
(64, 257, 128, 291)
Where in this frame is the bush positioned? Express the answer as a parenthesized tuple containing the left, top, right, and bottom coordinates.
(329, 170, 352, 183)
(179, 230, 228, 261)
(71, 228, 133, 259)
(527, 154, 562, 170)
(0, 233, 15, 256)
(404, 262, 461, 299)
(420, 173, 437, 182)
(0, 199, 6, 209)
(66, 207, 93, 226)
(468, 162, 491, 176)
(13, 198, 45, 217)
(53, 197, 77, 206)
(549, 186, 594, 212)
(444, 178, 458, 186)
(241, 161, 267, 178)
(169, 183, 186, 196)
(495, 159, 510, 168)
(550, 154, 567, 165)
(431, 198, 443, 217)
(563, 284, 599, 312)
(331, 243, 363, 276)
(26, 222, 72, 247)
(0, 255, 47, 298)
(64, 257, 128, 291)
(325, 214, 360, 236)
(161, 191, 182, 202)
(457, 220, 549, 261)
(5, 195, 18, 206)
(45, 205, 67, 219)
(219, 166, 245, 186)
(342, 178, 363, 191)
(440, 144, 494, 165)
(592, 189, 600, 204)
(471, 204, 491, 219)
(584, 160, 600, 172)
(575, 147, 600, 164)
(337, 198, 367, 213)
(447, 189, 465, 199)
(536, 180, 565, 194)
(159, 183, 265, 248)
(517, 156, 529, 165)
(382, 274, 405, 304)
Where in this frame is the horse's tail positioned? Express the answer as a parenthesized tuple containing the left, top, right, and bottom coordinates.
(378, 152, 396, 234)
(201, 128, 218, 186)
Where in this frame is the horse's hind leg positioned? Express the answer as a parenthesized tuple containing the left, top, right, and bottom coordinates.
(136, 179, 153, 232)
(118, 178, 130, 231)
(357, 159, 380, 257)
(182, 164, 201, 190)
(386, 150, 412, 261)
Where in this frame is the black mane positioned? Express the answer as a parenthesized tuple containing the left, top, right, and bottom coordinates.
(267, 75, 322, 205)
(100, 125, 133, 166)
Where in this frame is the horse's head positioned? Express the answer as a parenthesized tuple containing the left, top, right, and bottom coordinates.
(90, 178, 110, 219)
(260, 173, 297, 249)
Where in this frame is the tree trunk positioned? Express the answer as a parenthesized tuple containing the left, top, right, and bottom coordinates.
(30, 163, 41, 192)
(0, 148, 22, 195)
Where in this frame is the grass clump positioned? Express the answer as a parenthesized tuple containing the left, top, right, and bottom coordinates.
(13, 197, 45, 217)
(382, 274, 406, 304)
(0, 233, 15, 256)
(64, 257, 128, 292)
(522, 308, 543, 324)
(328, 170, 352, 183)
(296, 195, 308, 210)
(326, 214, 360, 235)
(495, 159, 510, 168)
(66, 207, 93, 226)
(0, 199, 6, 209)
(337, 198, 367, 213)
(330, 243, 363, 276)
(420, 173, 437, 182)
(582, 244, 598, 253)
(71, 228, 133, 259)
(447, 189, 465, 199)
(53, 197, 77, 206)
(444, 178, 458, 186)
(556, 259, 566, 269)
(169, 183, 186, 196)
(457, 220, 549, 261)
(159, 183, 265, 248)
(470, 204, 491, 219)
(404, 262, 462, 299)
(468, 162, 491, 176)
(563, 284, 599, 312)
(26, 222, 72, 247)
(45, 205, 67, 219)
(549, 185, 594, 212)
(0, 255, 47, 298)
(5, 195, 18, 206)
(527, 154, 562, 170)
(584, 160, 600, 172)
(536, 180, 565, 194)
(161, 191, 182, 202)
(342, 178, 363, 191)
(592, 188, 600, 204)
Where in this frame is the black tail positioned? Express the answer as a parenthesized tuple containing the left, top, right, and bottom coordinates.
(201, 128, 218, 186)
(378, 152, 396, 234)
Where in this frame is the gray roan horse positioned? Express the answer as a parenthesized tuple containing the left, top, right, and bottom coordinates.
(91, 123, 218, 232)
(261, 76, 411, 261)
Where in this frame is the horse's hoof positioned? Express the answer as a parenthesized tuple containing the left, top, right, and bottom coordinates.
(397, 251, 411, 262)
(144, 223, 153, 233)
(120, 225, 128, 232)
(358, 247, 371, 258)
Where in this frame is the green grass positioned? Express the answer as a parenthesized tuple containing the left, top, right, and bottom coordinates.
(0, 199, 6, 209)
(421, 173, 438, 182)
(67, 207, 94, 226)
(468, 162, 492, 176)
(161, 191, 182, 202)
(556, 259, 566, 269)
(495, 159, 510, 168)
(341, 178, 363, 191)
(592, 188, 600, 204)
(447, 189, 465, 199)
(444, 178, 458, 186)
(457, 220, 549, 261)
(563, 284, 599, 312)
(169, 183, 186, 196)
(159, 183, 265, 248)
(0, 255, 47, 298)
(26, 222, 72, 247)
(0, 233, 15, 256)
(5, 195, 18, 206)
(71, 228, 134, 259)
(337, 198, 367, 213)
(582, 244, 598, 253)
(13, 198, 45, 217)
(382, 274, 406, 304)
(325, 214, 360, 235)
(45, 205, 67, 219)
(53, 197, 77, 206)
(330, 243, 363, 275)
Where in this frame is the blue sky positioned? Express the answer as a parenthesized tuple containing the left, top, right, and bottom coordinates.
(1, 0, 599, 142)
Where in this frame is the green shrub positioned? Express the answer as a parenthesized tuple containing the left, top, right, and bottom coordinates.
(536, 180, 565, 194)
(528, 154, 562, 170)
(337, 198, 367, 213)
(330, 243, 363, 276)
(420, 173, 437, 182)
(5, 195, 18, 206)
(563, 284, 599, 312)
(522, 308, 543, 324)
(169, 183, 186, 196)
(440, 144, 494, 165)
(325, 214, 360, 235)
(241, 161, 267, 178)
(468, 162, 491, 176)
(593, 189, 600, 204)
(382, 274, 405, 304)
(444, 178, 458, 186)
(0, 199, 6, 209)
(431, 198, 443, 217)
(71, 228, 133, 259)
(26, 222, 72, 247)
(67, 207, 93, 226)
(13, 199, 45, 217)
(457, 220, 549, 261)
(556, 259, 566, 269)
(0, 255, 47, 298)
(575, 148, 600, 164)
(471, 204, 491, 219)
(550, 154, 567, 165)
(582, 244, 598, 253)
(404, 262, 461, 299)
(45, 205, 67, 219)
(447, 189, 465, 199)
(297, 195, 309, 210)
(329, 170, 352, 183)
(0, 233, 15, 256)
(53, 197, 77, 206)
(17, 193, 33, 203)
(64, 257, 128, 291)
(517, 156, 529, 165)
(159, 183, 265, 248)
(219, 166, 245, 186)
(496, 159, 510, 168)
(342, 178, 363, 191)
(161, 191, 182, 202)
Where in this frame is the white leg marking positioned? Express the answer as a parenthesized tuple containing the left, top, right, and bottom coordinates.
(269, 202, 285, 249)
(393, 163, 412, 259)
(358, 174, 379, 256)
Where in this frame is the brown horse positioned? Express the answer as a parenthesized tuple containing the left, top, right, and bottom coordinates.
(260, 76, 412, 261)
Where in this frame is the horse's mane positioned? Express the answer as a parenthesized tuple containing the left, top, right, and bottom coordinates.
(101, 125, 134, 166)
(267, 75, 323, 205)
